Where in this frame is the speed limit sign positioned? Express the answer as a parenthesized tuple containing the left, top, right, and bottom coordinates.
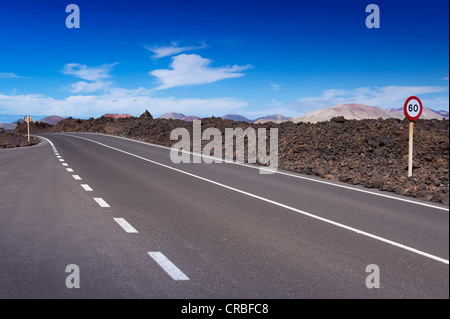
(403, 96, 424, 177)
(403, 96, 423, 121)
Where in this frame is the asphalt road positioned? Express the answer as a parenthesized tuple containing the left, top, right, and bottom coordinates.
(0, 132, 448, 299)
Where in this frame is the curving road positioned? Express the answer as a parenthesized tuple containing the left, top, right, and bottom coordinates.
(0, 132, 448, 298)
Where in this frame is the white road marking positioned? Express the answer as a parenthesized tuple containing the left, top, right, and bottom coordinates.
(72, 175, 82, 181)
(113, 218, 138, 233)
(66, 168, 74, 172)
(77, 133, 448, 212)
(81, 184, 93, 191)
(36, 136, 57, 151)
(62, 163, 69, 167)
(57, 156, 62, 158)
(94, 197, 110, 208)
(148, 252, 189, 281)
(59, 159, 65, 162)
(64, 134, 450, 265)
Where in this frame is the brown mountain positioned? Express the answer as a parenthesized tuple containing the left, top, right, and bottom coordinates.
(220, 114, 251, 122)
(101, 113, 134, 119)
(293, 104, 390, 123)
(159, 112, 186, 120)
(386, 107, 447, 120)
(294, 103, 446, 123)
(181, 115, 201, 122)
(37, 115, 64, 125)
(253, 114, 292, 124)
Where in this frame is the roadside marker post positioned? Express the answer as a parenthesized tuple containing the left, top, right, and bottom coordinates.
(24, 115, 32, 143)
(403, 96, 423, 177)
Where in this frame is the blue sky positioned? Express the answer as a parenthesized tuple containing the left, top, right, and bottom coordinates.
(0, 0, 448, 121)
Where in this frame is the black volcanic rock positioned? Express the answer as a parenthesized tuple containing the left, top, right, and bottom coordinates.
(140, 110, 153, 119)
(0, 132, 40, 148)
(15, 115, 449, 205)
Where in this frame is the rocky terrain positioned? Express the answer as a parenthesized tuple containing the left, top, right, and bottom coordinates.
(0, 129, 40, 148)
(14, 113, 449, 205)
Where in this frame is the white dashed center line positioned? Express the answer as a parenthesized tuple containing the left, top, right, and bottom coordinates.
(148, 252, 190, 281)
(81, 184, 93, 191)
(94, 197, 110, 208)
(113, 218, 138, 233)
(39, 136, 196, 283)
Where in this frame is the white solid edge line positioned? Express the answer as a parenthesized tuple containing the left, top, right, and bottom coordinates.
(81, 184, 93, 191)
(148, 252, 189, 281)
(64, 134, 449, 265)
(36, 136, 56, 149)
(94, 197, 110, 208)
(113, 218, 138, 233)
(72, 175, 82, 180)
(67, 133, 449, 212)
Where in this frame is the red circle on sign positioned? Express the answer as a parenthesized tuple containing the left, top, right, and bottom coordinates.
(403, 96, 423, 121)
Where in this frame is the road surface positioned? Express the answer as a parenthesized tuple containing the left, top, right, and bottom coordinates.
(0, 132, 448, 298)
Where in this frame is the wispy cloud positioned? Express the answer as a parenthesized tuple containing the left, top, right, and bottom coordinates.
(62, 63, 118, 93)
(66, 81, 113, 93)
(290, 85, 449, 114)
(62, 63, 118, 81)
(145, 41, 207, 59)
(150, 54, 252, 90)
(442, 76, 449, 80)
(0, 72, 30, 79)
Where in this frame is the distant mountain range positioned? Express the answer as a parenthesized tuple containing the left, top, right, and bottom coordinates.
(158, 112, 201, 122)
(1, 105, 448, 132)
(158, 112, 292, 123)
(37, 115, 65, 125)
(293, 103, 448, 123)
(253, 114, 292, 124)
(0, 123, 16, 131)
(0, 115, 64, 131)
(158, 105, 449, 124)
(430, 109, 449, 118)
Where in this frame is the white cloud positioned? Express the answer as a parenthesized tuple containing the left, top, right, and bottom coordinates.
(62, 63, 118, 93)
(66, 81, 112, 93)
(291, 85, 449, 113)
(0, 90, 248, 118)
(146, 41, 207, 59)
(0, 59, 248, 117)
(62, 63, 118, 81)
(150, 54, 252, 90)
(0, 72, 29, 79)
(442, 77, 449, 80)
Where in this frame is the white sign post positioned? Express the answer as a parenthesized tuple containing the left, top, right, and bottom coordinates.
(403, 96, 423, 177)
(24, 115, 32, 143)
